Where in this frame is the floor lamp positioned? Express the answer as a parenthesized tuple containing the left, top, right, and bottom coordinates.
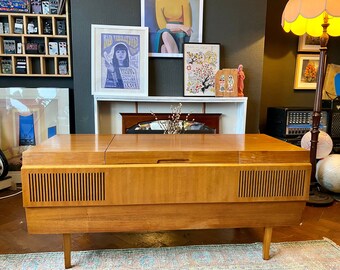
(281, 0, 340, 204)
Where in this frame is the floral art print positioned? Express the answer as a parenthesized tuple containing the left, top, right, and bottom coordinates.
(184, 43, 220, 96)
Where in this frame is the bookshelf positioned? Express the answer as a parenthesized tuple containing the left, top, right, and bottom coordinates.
(0, 0, 71, 77)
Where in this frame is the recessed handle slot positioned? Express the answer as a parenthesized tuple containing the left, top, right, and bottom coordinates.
(157, 159, 190, 163)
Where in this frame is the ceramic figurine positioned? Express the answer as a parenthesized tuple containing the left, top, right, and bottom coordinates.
(238, 64, 245, 97)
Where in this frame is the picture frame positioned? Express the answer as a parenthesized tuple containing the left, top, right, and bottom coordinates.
(294, 54, 320, 90)
(298, 34, 320, 52)
(183, 43, 220, 96)
(322, 63, 340, 99)
(215, 69, 239, 97)
(0, 87, 69, 182)
(91, 24, 148, 97)
(141, 0, 204, 58)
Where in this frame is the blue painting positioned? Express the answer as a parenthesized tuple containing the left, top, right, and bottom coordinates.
(335, 73, 340, 96)
(19, 114, 36, 146)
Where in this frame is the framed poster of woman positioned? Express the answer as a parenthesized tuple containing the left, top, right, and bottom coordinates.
(141, 0, 204, 58)
(91, 24, 149, 97)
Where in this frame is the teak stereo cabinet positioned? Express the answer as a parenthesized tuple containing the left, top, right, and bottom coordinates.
(21, 134, 311, 268)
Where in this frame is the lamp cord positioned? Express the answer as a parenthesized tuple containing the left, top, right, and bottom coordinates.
(0, 190, 22, 200)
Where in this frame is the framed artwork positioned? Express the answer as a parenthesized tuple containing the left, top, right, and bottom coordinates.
(91, 24, 148, 97)
(298, 34, 320, 52)
(183, 43, 220, 96)
(0, 87, 69, 181)
(215, 69, 239, 97)
(141, 0, 204, 58)
(294, 54, 320, 90)
(322, 63, 340, 99)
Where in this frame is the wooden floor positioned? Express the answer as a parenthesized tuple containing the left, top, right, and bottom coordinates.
(0, 186, 339, 254)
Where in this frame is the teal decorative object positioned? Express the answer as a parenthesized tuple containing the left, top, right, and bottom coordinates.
(335, 73, 340, 96)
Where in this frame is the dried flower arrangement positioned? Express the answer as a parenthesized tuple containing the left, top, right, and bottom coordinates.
(150, 103, 194, 134)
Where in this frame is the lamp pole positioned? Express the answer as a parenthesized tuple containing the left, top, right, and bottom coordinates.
(310, 17, 329, 184)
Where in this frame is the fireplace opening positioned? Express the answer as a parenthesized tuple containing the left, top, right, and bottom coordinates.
(121, 113, 221, 134)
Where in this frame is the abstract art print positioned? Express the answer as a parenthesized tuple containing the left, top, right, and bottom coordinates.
(91, 25, 148, 97)
(184, 43, 220, 96)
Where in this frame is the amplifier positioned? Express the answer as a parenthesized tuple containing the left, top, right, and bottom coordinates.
(266, 107, 329, 138)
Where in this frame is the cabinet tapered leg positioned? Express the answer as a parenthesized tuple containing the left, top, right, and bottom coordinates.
(63, 234, 72, 268)
(263, 227, 272, 260)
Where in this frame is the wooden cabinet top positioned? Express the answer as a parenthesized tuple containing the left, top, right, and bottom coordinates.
(22, 134, 310, 166)
(22, 134, 113, 165)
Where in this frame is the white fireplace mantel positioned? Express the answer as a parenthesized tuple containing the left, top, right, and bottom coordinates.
(94, 96, 248, 134)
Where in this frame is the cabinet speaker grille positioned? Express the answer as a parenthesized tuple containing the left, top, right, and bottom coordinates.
(28, 172, 106, 202)
(238, 169, 306, 198)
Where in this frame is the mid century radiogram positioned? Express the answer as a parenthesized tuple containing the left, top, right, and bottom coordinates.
(21, 134, 311, 268)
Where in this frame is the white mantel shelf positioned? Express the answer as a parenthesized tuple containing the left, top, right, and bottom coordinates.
(94, 96, 248, 134)
(95, 96, 247, 103)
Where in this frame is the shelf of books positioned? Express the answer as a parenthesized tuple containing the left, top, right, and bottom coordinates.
(0, 0, 71, 77)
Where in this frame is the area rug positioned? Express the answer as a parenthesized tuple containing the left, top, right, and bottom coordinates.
(1, 238, 339, 270)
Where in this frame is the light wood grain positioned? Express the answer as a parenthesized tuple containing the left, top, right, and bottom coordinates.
(1, 193, 339, 253)
(21, 134, 312, 267)
(106, 134, 310, 164)
(263, 227, 273, 260)
(63, 234, 71, 269)
(25, 202, 306, 234)
(23, 134, 310, 165)
(22, 134, 114, 165)
(22, 163, 310, 207)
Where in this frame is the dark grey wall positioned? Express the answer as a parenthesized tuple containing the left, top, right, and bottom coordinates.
(71, 0, 267, 133)
(261, 0, 340, 132)
(0, 0, 267, 134)
(71, 0, 139, 133)
(10, 1, 336, 134)
(204, 0, 267, 133)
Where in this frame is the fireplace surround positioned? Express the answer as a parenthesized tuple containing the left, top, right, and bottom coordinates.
(94, 96, 248, 134)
